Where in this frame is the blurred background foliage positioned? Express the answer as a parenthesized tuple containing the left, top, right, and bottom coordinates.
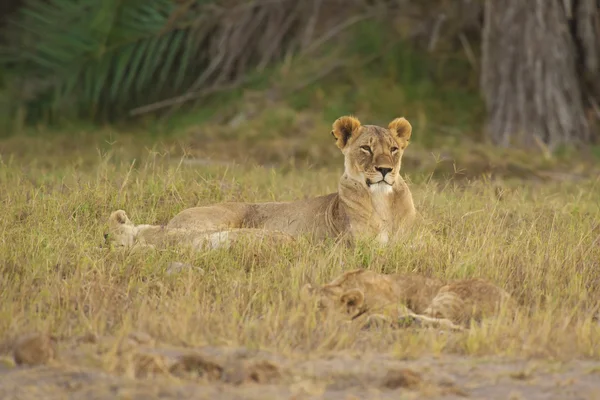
(0, 0, 598, 154)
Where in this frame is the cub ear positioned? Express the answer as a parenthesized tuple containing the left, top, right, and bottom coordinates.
(388, 117, 412, 147)
(109, 210, 129, 225)
(300, 283, 316, 303)
(331, 116, 362, 150)
(340, 288, 365, 309)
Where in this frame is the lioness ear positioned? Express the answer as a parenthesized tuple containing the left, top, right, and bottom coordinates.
(331, 116, 361, 150)
(388, 117, 412, 148)
(340, 288, 365, 309)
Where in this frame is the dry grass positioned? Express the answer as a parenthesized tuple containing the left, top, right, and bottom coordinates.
(1, 134, 600, 376)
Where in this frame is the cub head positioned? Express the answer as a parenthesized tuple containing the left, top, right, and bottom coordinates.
(331, 116, 412, 193)
(301, 283, 366, 320)
(300, 269, 403, 321)
(104, 210, 136, 247)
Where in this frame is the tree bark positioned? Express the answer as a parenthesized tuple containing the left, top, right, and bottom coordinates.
(575, 0, 600, 119)
(481, 0, 592, 150)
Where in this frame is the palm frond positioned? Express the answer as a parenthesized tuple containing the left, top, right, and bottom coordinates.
(1, 0, 369, 123)
(1, 0, 212, 121)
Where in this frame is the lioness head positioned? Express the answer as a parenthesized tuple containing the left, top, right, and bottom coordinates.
(331, 116, 412, 193)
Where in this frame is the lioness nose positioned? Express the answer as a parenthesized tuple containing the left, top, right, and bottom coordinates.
(375, 167, 392, 177)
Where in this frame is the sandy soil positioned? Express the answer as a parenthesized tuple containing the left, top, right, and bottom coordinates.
(1, 332, 600, 400)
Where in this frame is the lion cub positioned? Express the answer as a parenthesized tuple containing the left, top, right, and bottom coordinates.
(301, 269, 516, 330)
(105, 210, 294, 251)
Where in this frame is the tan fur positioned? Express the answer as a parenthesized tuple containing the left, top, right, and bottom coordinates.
(105, 210, 295, 251)
(423, 279, 516, 325)
(301, 269, 517, 330)
(12, 333, 57, 366)
(105, 116, 416, 249)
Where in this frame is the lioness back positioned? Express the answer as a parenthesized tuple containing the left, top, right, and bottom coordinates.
(166, 193, 343, 240)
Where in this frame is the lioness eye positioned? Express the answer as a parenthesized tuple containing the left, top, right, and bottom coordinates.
(360, 145, 372, 153)
(391, 146, 399, 153)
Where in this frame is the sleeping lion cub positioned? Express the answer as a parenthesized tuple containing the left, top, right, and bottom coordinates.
(105, 116, 416, 250)
(301, 269, 517, 330)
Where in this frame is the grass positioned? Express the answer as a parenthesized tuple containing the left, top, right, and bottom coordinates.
(1, 21, 600, 393)
(1, 134, 600, 368)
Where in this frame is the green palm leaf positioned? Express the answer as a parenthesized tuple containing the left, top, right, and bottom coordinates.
(1, 0, 215, 122)
(1, 0, 324, 123)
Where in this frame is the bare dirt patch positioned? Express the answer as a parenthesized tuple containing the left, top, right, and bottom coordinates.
(1, 333, 600, 400)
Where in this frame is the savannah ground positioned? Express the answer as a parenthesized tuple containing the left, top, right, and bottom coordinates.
(2, 33, 600, 398)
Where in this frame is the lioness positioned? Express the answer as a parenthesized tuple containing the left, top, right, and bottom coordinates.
(301, 269, 516, 330)
(106, 116, 416, 249)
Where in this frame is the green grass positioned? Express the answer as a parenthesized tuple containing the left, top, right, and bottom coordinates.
(1, 137, 600, 364)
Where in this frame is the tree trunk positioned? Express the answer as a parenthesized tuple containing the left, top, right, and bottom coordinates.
(481, 0, 592, 150)
(575, 0, 600, 128)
